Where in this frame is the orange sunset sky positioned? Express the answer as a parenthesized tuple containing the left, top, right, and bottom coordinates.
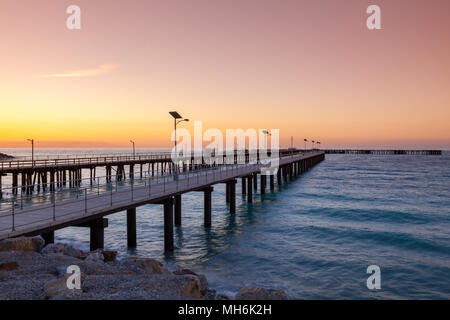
(0, 0, 449, 149)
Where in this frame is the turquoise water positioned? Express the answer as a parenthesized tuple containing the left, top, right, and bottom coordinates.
(2, 149, 450, 299)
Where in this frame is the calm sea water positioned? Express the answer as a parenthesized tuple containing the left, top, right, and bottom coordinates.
(1, 148, 450, 299)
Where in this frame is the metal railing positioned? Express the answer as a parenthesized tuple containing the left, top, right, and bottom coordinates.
(0, 162, 260, 234)
(0, 152, 321, 235)
(0, 152, 173, 170)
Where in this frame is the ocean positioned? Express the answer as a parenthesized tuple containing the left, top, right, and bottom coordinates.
(1, 148, 449, 299)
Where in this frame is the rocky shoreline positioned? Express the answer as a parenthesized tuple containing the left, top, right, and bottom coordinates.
(0, 152, 14, 160)
(0, 236, 289, 300)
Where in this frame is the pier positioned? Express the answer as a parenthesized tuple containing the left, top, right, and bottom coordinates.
(0, 151, 325, 251)
(324, 149, 442, 155)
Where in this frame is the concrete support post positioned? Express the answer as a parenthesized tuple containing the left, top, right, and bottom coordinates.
(230, 180, 236, 214)
(41, 231, 54, 245)
(260, 175, 266, 194)
(225, 182, 230, 203)
(127, 208, 137, 247)
(270, 174, 275, 190)
(247, 175, 253, 203)
(203, 187, 213, 227)
(163, 197, 174, 251)
(241, 177, 246, 194)
(174, 194, 182, 226)
(277, 169, 282, 186)
(253, 173, 258, 190)
(90, 218, 105, 251)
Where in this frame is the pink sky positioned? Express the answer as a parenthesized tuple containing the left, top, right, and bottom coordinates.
(0, 0, 449, 149)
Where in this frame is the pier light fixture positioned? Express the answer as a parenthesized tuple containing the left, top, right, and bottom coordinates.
(317, 141, 321, 149)
(312, 140, 315, 150)
(262, 130, 271, 150)
(304, 139, 308, 151)
(130, 140, 135, 157)
(170, 111, 189, 173)
(27, 139, 34, 165)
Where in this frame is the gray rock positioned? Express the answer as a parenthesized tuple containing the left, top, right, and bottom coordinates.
(216, 293, 234, 300)
(235, 286, 289, 300)
(119, 257, 171, 275)
(173, 269, 208, 296)
(0, 236, 45, 253)
(41, 243, 87, 259)
(84, 250, 104, 263)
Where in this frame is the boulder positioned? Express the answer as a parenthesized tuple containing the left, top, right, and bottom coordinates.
(84, 250, 104, 263)
(235, 286, 289, 300)
(179, 275, 203, 299)
(119, 257, 171, 275)
(43, 276, 83, 299)
(41, 243, 87, 259)
(173, 269, 208, 296)
(0, 261, 20, 271)
(102, 250, 117, 262)
(216, 293, 234, 300)
(0, 236, 45, 253)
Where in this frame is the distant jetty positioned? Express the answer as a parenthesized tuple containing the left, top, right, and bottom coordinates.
(324, 149, 442, 155)
(0, 153, 14, 160)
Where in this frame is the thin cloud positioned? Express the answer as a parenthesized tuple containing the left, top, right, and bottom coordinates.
(41, 64, 118, 78)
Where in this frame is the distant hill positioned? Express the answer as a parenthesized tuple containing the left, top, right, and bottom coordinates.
(0, 152, 14, 160)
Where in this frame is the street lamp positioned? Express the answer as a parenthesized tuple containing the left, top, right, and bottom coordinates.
(312, 140, 315, 150)
(169, 111, 189, 173)
(262, 130, 271, 150)
(304, 139, 308, 151)
(317, 141, 321, 150)
(27, 139, 34, 164)
(130, 140, 135, 157)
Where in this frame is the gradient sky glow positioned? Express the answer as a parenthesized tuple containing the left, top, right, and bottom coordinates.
(1, 0, 449, 149)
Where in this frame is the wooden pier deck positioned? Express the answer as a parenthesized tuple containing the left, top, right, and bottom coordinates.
(0, 151, 325, 251)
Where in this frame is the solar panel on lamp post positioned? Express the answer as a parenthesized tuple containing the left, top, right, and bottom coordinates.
(169, 111, 189, 178)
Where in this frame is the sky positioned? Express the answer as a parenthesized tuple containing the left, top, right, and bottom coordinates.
(0, 0, 449, 149)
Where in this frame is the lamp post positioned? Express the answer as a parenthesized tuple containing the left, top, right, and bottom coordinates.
(27, 139, 34, 165)
(130, 140, 135, 157)
(169, 111, 189, 175)
(317, 141, 321, 150)
(262, 130, 271, 150)
(304, 139, 308, 151)
(312, 140, 315, 150)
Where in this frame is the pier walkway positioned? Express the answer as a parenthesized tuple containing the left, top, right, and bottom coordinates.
(0, 151, 325, 251)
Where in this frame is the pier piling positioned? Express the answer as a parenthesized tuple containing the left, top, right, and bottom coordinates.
(229, 179, 236, 214)
(247, 175, 253, 203)
(163, 198, 174, 251)
(203, 187, 213, 227)
(127, 208, 137, 247)
(90, 218, 106, 251)
(174, 194, 182, 226)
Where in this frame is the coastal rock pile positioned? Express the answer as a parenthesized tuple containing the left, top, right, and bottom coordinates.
(0, 236, 289, 300)
(0, 153, 14, 160)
